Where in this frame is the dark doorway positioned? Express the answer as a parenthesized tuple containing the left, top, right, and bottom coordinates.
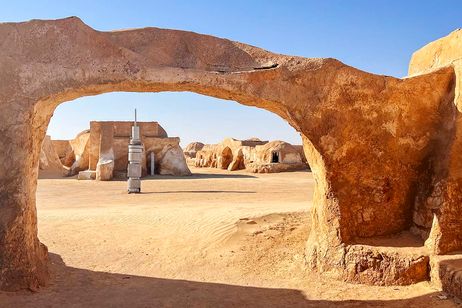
(271, 151, 280, 163)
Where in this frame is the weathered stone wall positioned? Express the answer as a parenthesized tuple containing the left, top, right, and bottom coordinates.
(39, 135, 67, 177)
(89, 121, 167, 171)
(51, 140, 72, 165)
(409, 29, 462, 255)
(246, 141, 308, 173)
(254, 141, 303, 164)
(87, 121, 189, 178)
(196, 144, 220, 168)
(293, 145, 308, 164)
(183, 142, 205, 159)
(145, 137, 190, 176)
(68, 130, 90, 175)
(196, 139, 309, 173)
(195, 138, 269, 170)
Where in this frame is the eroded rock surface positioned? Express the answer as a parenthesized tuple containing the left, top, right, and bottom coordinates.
(39, 135, 67, 178)
(52, 140, 73, 167)
(430, 254, 462, 299)
(343, 245, 429, 286)
(184, 142, 205, 159)
(0, 17, 458, 290)
(157, 145, 191, 176)
(408, 29, 462, 256)
(96, 149, 115, 181)
(69, 130, 91, 175)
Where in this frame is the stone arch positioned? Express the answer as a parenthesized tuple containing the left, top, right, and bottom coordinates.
(0, 17, 457, 291)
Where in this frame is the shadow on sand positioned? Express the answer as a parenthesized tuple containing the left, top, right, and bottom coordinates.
(145, 173, 257, 180)
(39, 172, 257, 181)
(107, 173, 258, 182)
(0, 253, 453, 307)
(142, 190, 256, 194)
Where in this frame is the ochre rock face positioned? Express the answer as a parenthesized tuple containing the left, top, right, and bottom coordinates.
(409, 29, 462, 255)
(0, 17, 458, 290)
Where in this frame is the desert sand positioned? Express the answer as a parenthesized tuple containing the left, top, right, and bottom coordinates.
(0, 167, 457, 307)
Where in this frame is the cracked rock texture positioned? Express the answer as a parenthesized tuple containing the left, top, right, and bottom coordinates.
(409, 29, 462, 255)
(0, 17, 459, 290)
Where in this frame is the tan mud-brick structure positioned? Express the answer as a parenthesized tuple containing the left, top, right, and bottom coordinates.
(87, 120, 186, 179)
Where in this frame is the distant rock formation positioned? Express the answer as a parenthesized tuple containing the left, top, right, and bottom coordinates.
(246, 141, 309, 173)
(194, 138, 309, 173)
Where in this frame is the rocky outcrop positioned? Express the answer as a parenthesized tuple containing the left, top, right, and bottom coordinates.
(0, 17, 458, 291)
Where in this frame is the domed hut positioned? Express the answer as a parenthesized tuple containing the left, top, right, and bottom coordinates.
(247, 141, 309, 173)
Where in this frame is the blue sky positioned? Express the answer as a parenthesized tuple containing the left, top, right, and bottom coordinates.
(2, 1, 461, 146)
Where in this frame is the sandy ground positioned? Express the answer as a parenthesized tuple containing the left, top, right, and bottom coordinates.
(0, 167, 458, 307)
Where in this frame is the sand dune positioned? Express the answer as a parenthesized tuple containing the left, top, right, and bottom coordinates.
(0, 168, 456, 307)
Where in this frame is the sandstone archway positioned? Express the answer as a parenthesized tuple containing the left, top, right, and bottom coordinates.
(0, 17, 458, 291)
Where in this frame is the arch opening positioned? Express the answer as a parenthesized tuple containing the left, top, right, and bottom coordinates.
(34, 90, 315, 292)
